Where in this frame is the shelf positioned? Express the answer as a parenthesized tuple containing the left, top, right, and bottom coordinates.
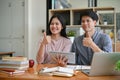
(66, 25, 81, 28)
(93, 7, 115, 11)
(96, 25, 114, 29)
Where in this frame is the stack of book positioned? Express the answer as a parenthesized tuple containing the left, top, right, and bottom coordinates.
(0, 56, 29, 74)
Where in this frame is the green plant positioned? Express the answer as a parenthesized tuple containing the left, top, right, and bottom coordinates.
(115, 60, 120, 71)
(67, 30, 76, 37)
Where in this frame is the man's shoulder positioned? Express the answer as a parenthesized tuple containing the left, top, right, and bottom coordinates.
(97, 32, 111, 40)
(96, 31, 109, 37)
(73, 35, 83, 43)
(75, 35, 83, 40)
(100, 32, 109, 37)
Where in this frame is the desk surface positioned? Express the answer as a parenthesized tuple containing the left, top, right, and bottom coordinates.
(0, 64, 120, 80)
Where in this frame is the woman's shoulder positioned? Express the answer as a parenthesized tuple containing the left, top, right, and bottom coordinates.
(61, 37, 72, 43)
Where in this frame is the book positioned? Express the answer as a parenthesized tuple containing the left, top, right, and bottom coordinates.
(0, 60, 29, 65)
(52, 72, 73, 77)
(0, 65, 29, 70)
(0, 60, 29, 70)
(2, 56, 27, 61)
(0, 60, 29, 68)
(39, 66, 75, 77)
(0, 68, 25, 74)
(0, 63, 28, 67)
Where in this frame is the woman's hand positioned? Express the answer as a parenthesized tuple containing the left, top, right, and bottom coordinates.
(42, 32, 51, 45)
(54, 54, 68, 67)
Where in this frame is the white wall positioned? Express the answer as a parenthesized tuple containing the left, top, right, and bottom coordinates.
(27, 0, 46, 61)
(69, 0, 120, 12)
(69, 0, 88, 8)
(97, 0, 120, 12)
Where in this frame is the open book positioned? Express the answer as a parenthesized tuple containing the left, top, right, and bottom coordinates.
(39, 66, 75, 77)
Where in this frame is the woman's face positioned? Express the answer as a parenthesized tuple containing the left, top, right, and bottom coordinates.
(50, 17, 63, 35)
(81, 16, 96, 32)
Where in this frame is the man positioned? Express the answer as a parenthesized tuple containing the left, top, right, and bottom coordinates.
(71, 10, 113, 65)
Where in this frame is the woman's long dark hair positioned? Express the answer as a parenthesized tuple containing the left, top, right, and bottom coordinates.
(47, 14, 68, 38)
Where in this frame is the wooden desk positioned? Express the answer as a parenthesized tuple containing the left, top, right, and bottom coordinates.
(0, 64, 120, 80)
(0, 52, 15, 57)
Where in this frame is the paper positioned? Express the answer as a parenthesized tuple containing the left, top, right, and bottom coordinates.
(66, 65, 91, 70)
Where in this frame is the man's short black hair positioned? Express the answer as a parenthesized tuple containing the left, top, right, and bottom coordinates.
(80, 10, 98, 22)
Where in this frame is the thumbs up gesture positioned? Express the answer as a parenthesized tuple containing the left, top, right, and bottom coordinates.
(83, 32, 93, 47)
(42, 32, 51, 45)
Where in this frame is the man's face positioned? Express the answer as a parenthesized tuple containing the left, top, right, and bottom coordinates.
(81, 16, 96, 32)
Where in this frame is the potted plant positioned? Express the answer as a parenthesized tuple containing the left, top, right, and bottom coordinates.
(115, 60, 120, 71)
(67, 30, 76, 43)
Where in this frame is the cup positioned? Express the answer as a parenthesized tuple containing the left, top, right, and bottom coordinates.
(104, 20, 107, 25)
(29, 59, 34, 68)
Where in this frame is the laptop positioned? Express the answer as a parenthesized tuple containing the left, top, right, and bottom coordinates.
(49, 51, 75, 64)
(82, 52, 120, 76)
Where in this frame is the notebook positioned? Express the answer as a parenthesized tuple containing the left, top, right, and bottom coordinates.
(49, 51, 75, 64)
(82, 52, 120, 76)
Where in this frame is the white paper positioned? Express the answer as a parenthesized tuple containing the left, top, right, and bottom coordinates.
(66, 65, 91, 70)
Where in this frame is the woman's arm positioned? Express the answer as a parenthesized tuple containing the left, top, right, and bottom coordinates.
(36, 32, 51, 64)
(36, 42, 46, 64)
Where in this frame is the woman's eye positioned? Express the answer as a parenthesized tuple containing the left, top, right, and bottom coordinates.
(56, 23, 59, 25)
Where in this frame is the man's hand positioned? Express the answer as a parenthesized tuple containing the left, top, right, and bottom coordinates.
(83, 32, 93, 47)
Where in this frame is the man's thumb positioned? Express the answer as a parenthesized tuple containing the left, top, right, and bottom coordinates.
(86, 32, 90, 38)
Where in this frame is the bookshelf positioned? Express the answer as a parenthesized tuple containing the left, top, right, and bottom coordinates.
(49, 7, 117, 51)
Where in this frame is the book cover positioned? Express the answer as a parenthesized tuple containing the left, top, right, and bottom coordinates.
(0, 68, 25, 74)
(0, 63, 28, 67)
(0, 60, 28, 64)
(2, 56, 27, 61)
(0, 65, 29, 70)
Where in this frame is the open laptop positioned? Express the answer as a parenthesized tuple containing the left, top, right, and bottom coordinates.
(82, 52, 120, 76)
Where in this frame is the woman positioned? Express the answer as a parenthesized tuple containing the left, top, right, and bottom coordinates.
(36, 14, 72, 66)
